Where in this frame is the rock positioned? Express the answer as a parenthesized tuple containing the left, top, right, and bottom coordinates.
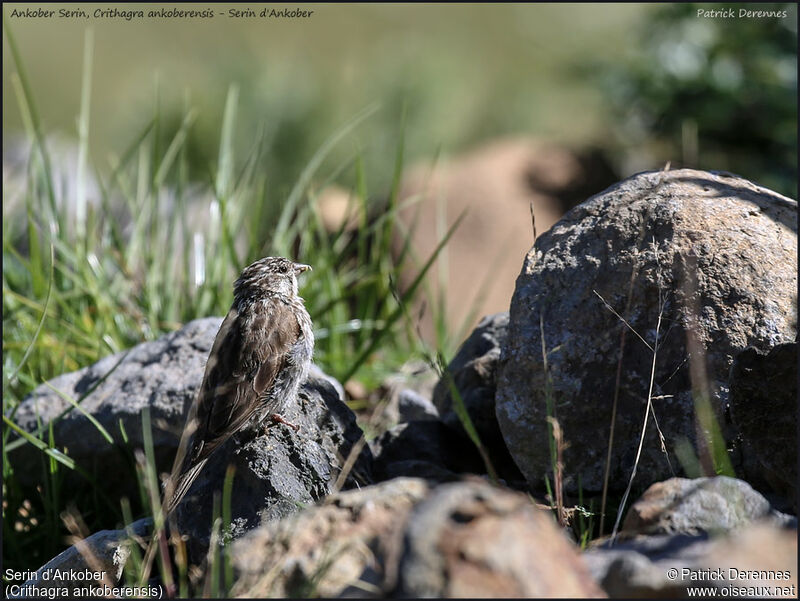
(17, 365, 372, 592)
(703, 523, 797, 592)
(10, 317, 360, 523)
(174, 369, 372, 564)
(230, 478, 430, 598)
(432, 313, 520, 481)
(397, 478, 605, 597)
(309, 362, 346, 402)
(729, 343, 798, 507)
(231, 477, 604, 598)
(433, 313, 507, 430)
(587, 476, 798, 597)
(369, 421, 483, 483)
(380, 360, 441, 427)
(396, 389, 439, 422)
(14, 518, 152, 598)
(10, 318, 225, 498)
(496, 169, 798, 493)
(621, 477, 792, 536)
(583, 534, 712, 598)
(396, 137, 618, 342)
(585, 524, 797, 598)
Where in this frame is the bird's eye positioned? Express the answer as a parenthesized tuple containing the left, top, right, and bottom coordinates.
(280, 264, 289, 274)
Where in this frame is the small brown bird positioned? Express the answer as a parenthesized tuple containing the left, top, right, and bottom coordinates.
(165, 257, 314, 514)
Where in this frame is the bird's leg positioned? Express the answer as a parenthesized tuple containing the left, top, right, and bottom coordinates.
(269, 413, 300, 432)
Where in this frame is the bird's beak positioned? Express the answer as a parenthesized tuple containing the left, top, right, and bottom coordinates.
(294, 263, 312, 274)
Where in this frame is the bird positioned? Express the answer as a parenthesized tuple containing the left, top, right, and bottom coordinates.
(164, 256, 314, 514)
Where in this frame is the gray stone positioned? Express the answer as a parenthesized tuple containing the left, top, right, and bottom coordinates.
(496, 169, 797, 493)
(8, 318, 359, 515)
(9, 318, 224, 498)
(622, 477, 792, 536)
(369, 421, 484, 483)
(433, 312, 507, 440)
(174, 369, 372, 564)
(729, 343, 798, 508)
(432, 312, 523, 482)
(396, 389, 439, 422)
(14, 518, 152, 598)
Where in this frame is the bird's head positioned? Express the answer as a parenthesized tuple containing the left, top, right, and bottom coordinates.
(233, 256, 311, 300)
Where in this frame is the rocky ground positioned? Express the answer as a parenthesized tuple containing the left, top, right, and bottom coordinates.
(8, 169, 797, 598)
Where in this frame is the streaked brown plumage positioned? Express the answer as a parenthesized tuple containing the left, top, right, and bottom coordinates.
(165, 257, 314, 513)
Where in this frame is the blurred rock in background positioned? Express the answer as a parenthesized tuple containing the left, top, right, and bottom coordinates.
(393, 137, 617, 343)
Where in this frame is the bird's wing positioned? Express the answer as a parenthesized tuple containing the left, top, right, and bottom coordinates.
(187, 300, 300, 465)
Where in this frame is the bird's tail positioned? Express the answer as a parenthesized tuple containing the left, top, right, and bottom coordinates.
(164, 458, 208, 515)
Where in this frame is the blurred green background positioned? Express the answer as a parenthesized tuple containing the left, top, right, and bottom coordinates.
(5, 3, 794, 198)
(2, 3, 645, 198)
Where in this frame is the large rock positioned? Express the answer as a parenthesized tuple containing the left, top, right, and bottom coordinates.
(7, 318, 367, 527)
(9, 318, 224, 498)
(496, 169, 797, 493)
(396, 137, 617, 342)
(729, 342, 798, 507)
(231, 477, 605, 598)
(175, 370, 371, 563)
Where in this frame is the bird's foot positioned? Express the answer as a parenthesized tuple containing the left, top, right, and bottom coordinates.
(270, 413, 300, 432)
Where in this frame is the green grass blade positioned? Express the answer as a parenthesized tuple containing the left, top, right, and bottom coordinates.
(42, 381, 114, 445)
(2, 14, 57, 218)
(7, 243, 54, 384)
(3, 416, 75, 470)
(274, 104, 379, 247)
(154, 108, 198, 187)
(439, 355, 499, 483)
(75, 27, 94, 241)
(5, 349, 131, 452)
(215, 84, 239, 199)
